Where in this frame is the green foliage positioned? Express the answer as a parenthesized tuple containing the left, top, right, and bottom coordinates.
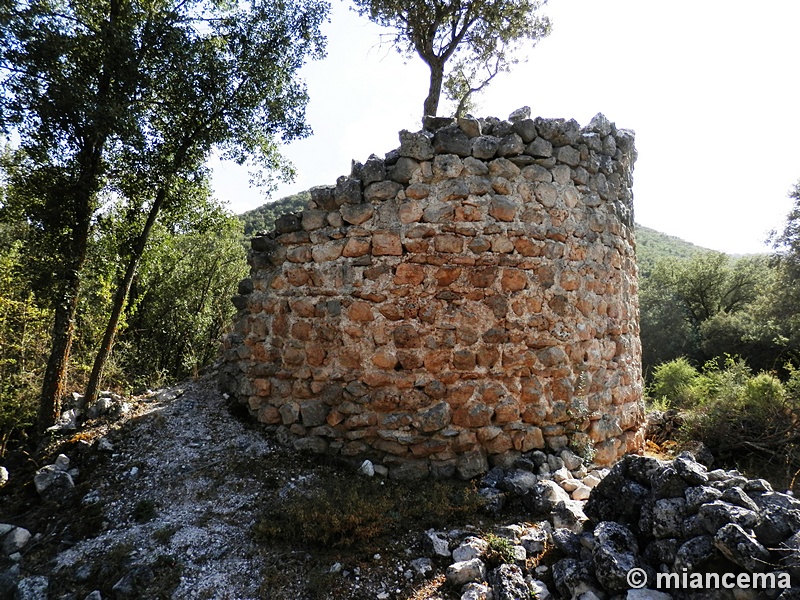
(117, 212, 248, 387)
(484, 533, 518, 566)
(0, 229, 50, 453)
(353, 0, 551, 117)
(771, 178, 800, 276)
(568, 432, 595, 464)
(1, 0, 329, 429)
(638, 278, 696, 375)
(638, 250, 780, 375)
(656, 356, 800, 484)
(255, 474, 484, 550)
(0, 177, 247, 449)
(635, 224, 709, 278)
(239, 191, 311, 236)
(648, 357, 700, 409)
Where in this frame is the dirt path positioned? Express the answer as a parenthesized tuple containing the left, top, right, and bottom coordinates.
(46, 374, 276, 598)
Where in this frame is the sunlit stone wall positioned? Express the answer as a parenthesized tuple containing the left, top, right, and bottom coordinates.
(219, 109, 645, 480)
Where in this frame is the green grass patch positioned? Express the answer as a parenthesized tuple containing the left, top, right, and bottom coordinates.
(254, 474, 485, 551)
(483, 533, 518, 566)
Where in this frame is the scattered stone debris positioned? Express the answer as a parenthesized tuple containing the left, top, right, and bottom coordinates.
(32, 454, 75, 501)
(2, 369, 800, 599)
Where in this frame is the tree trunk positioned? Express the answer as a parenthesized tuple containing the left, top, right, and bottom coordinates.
(423, 59, 445, 117)
(84, 186, 168, 405)
(37, 204, 93, 433)
(37, 0, 124, 433)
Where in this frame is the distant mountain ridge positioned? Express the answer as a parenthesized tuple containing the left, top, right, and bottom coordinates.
(635, 224, 711, 276)
(237, 194, 715, 270)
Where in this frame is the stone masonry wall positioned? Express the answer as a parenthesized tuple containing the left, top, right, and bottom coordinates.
(219, 108, 645, 481)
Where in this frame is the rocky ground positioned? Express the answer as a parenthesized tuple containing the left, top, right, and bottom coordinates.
(1, 373, 800, 600)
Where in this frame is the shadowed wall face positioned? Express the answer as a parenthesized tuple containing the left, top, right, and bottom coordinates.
(220, 110, 645, 480)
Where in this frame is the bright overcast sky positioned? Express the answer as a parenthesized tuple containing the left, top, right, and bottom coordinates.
(212, 0, 800, 255)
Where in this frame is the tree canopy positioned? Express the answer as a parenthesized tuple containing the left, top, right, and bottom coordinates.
(353, 0, 551, 117)
(1, 0, 328, 431)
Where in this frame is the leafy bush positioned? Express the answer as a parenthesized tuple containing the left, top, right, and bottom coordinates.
(118, 217, 247, 386)
(671, 358, 800, 484)
(648, 357, 700, 409)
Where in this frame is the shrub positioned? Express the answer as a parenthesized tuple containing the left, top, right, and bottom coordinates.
(484, 533, 518, 566)
(677, 359, 799, 484)
(648, 357, 700, 408)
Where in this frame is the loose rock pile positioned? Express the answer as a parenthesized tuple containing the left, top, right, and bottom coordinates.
(45, 391, 132, 435)
(554, 453, 799, 599)
(412, 452, 800, 600)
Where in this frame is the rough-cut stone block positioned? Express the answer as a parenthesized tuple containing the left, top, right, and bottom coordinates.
(512, 118, 537, 143)
(557, 146, 581, 167)
(405, 183, 430, 200)
(299, 401, 329, 427)
(415, 401, 452, 433)
(453, 349, 477, 370)
(399, 130, 434, 161)
(394, 263, 426, 285)
(342, 237, 370, 257)
(393, 324, 421, 348)
(472, 136, 500, 160)
(456, 449, 489, 480)
(347, 301, 374, 322)
(372, 232, 403, 256)
(525, 137, 553, 158)
(301, 210, 327, 231)
(340, 203, 375, 225)
(433, 154, 464, 180)
(469, 267, 497, 288)
(311, 240, 346, 263)
(435, 235, 464, 253)
(389, 156, 420, 184)
(438, 179, 470, 202)
(334, 175, 362, 205)
(433, 125, 472, 157)
(497, 133, 525, 157)
(476, 346, 500, 368)
(468, 237, 492, 253)
(310, 185, 337, 210)
(257, 405, 281, 424)
(535, 182, 558, 207)
(398, 201, 423, 223)
(493, 399, 520, 423)
(453, 401, 494, 428)
(365, 180, 402, 202)
(489, 196, 517, 222)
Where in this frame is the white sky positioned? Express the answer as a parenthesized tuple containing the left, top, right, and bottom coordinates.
(212, 0, 800, 255)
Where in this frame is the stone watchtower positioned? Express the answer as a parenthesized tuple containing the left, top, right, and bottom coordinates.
(219, 109, 646, 480)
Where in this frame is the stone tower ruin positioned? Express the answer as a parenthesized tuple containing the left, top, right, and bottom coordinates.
(219, 109, 645, 480)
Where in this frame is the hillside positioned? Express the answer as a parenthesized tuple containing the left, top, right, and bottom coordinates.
(635, 224, 711, 276)
(239, 191, 311, 236)
(237, 193, 716, 270)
